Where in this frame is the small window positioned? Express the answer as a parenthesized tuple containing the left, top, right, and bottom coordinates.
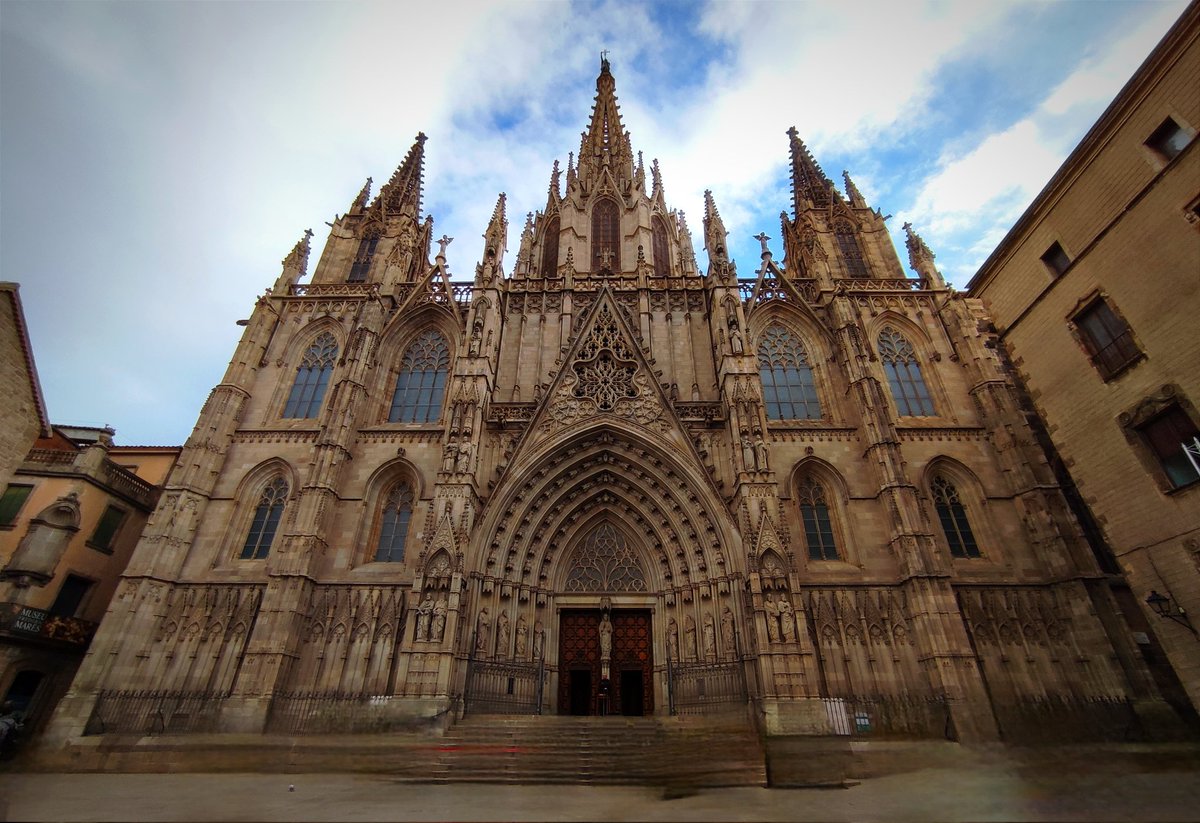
(284, 332, 338, 419)
(932, 476, 981, 558)
(798, 477, 839, 561)
(877, 328, 935, 417)
(1137, 405, 1200, 489)
(835, 220, 868, 278)
(1041, 241, 1071, 276)
(348, 232, 380, 282)
(374, 482, 414, 562)
(240, 477, 288, 560)
(1072, 298, 1141, 379)
(88, 505, 127, 551)
(0, 484, 33, 527)
(758, 325, 822, 420)
(1145, 117, 1192, 162)
(49, 574, 94, 618)
(540, 215, 560, 279)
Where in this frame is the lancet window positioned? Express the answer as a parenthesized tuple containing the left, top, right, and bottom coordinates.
(389, 330, 449, 423)
(798, 476, 839, 561)
(592, 199, 621, 272)
(284, 332, 338, 419)
(758, 325, 822, 420)
(540, 215, 560, 278)
(651, 216, 670, 277)
(374, 481, 414, 563)
(348, 230, 380, 282)
(240, 477, 288, 560)
(878, 328, 935, 417)
(932, 475, 980, 558)
(834, 221, 868, 278)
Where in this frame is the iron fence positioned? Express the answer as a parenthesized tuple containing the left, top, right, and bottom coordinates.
(264, 692, 413, 734)
(667, 657, 748, 715)
(992, 695, 1141, 743)
(463, 657, 546, 715)
(822, 695, 952, 739)
(84, 690, 226, 735)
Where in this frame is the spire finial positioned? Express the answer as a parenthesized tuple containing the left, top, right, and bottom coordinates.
(903, 222, 945, 288)
(377, 133, 427, 219)
(843, 170, 867, 208)
(703, 190, 729, 262)
(275, 228, 314, 293)
(754, 233, 772, 258)
(436, 234, 453, 259)
(350, 177, 372, 214)
(787, 127, 833, 214)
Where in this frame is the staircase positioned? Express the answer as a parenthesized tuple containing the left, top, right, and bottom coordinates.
(419, 713, 766, 786)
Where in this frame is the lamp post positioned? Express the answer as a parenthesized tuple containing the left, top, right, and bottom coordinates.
(1145, 590, 1197, 634)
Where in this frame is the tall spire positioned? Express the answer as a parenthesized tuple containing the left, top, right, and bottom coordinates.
(842, 170, 867, 209)
(483, 192, 508, 265)
(546, 160, 561, 211)
(903, 222, 946, 288)
(377, 132, 427, 219)
(577, 55, 635, 187)
(703, 190, 729, 263)
(349, 177, 372, 215)
(274, 228, 314, 294)
(787, 127, 834, 214)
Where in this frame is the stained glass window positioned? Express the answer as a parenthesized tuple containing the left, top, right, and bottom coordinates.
(348, 231, 380, 282)
(878, 328, 935, 417)
(932, 476, 980, 558)
(389, 330, 449, 423)
(565, 522, 647, 592)
(284, 332, 338, 418)
(758, 325, 822, 420)
(835, 221, 868, 278)
(798, 477, 839, 560)
(651, 216, 670, 277)
(540, 215, 560, 278)
(241, 477, 288, 560)
(592, 199, 620, 272)
(374, 482, 414, 562)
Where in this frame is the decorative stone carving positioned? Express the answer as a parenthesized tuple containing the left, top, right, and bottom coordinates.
(416, 594, 433, 641)
(721, 606, 735, 653)
(432, 598, 447, 642)
(496, 610, 510, 657)
(475, 607, 490, 654)
(778, 598, 796, 643)
(764, 599, 781, 643)
(667, 617, 680, 660)
(565, 522, 647, 592)
(702, 614, 716, 659)
(515, 615, 528, 657)
(684, 615, 697, 660)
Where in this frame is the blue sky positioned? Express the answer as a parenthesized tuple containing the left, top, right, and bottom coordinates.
(0, 0, 1189, 446)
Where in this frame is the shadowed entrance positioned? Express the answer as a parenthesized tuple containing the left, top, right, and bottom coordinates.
(558, 610, 652, 715)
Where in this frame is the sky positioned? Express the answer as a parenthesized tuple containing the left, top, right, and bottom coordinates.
(0, 0, 1190, 446)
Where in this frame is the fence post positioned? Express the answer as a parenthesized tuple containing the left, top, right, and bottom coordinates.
(463, 629, 478, 716)
(666, 653, 676, 716)
(536, 657, 545, 715)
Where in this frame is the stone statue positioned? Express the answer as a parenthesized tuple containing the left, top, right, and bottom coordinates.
(730, 328, 744, 355)
(442, 444, 457, 473)
(741, 435, 757, 472)
(667, 617, 680, 660)
(469, 321, 482, 357)
(721, 605, 735, 652)
(533, 620, 545, 659)
(455, 443, 473, 473)
(684, 615, 697, 660)
(779, 598, 796, 643)
(515, 615, 528, 657)
(496, 610, 511, 657)
(432, 598, 447, 641)
(416, 594, 434, 642)
(764, 599, 781, 643)
(475, 607, 490, 654)
(599, 613, 613, 662)
(754, 432, 770, 471)
(702, 614, 716, 659)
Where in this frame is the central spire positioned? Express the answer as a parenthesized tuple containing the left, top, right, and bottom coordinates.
(577, 55, 635, 188)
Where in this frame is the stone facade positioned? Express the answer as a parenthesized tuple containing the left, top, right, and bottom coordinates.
(45, 59, 1178, 748)
(0, 283, 49, 489)
(970, 6, 1200, 713)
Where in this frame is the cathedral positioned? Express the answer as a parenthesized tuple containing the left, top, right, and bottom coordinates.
(44, 58, 1174, 753)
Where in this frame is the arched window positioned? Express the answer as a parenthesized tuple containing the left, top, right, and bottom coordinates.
(758, 325, 822, 420)
(348, 231, 380, 282)
(284, 332, 338, 419)
(389, 330, 449, 423)
(374, 481, 414, 562)
(540, 215, 560, 278)
(591, 199, 620, 272)
(877, 328, 935, 416)
(240, 477, 288, 560)
(834, 221, 868, 278)
(798, 476, 839, 560)
(651, 216, 670, 277)
(932, 475, 980, 558)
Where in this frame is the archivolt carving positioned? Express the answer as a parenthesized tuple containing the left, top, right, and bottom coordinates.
(565, 522, 647, 592)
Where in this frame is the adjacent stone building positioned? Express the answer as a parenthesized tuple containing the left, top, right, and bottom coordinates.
(44, 58, 1180, 755)
(0, 283, 50, 489)
(970, 4, 1200, 713)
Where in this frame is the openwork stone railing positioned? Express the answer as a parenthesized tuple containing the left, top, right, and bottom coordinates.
(835, 277, 927, 291)
(24, 449, 75, 466)
(289, 283, 380, 298)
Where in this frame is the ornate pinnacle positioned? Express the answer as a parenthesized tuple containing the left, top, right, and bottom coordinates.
(650, 158, 663, 197)
(578, 55, 632, 187)
(703, 190, 729, 262)
(378, 133, 427, 219)
(754, 233, 772, 258)
(483, 192, 507, 263)
(350, 177, 372, 214)
(547, 159, 561, 208)
(635, 151, 645, 189)
(787, 127, 833, 214)
(566, 151, 577, 187)
(843, 170, 867, 208)
(903, 222, 945, 287)
(275, 228, 314, 293)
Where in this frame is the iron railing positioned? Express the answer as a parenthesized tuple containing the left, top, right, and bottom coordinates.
(84, 690, 226, 735)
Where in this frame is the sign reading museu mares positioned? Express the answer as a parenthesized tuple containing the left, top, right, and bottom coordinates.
(40, 56, 1186, 761)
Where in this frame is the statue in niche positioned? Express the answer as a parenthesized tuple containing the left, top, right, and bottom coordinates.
(469, 320, 483, 357)
(684, 615, 697, 660)
(741, 433, 757, 472)
(442, 444, 457, 473)
(754, 431, 769, 471)
(667, 617, 680, 660)
(167, 496, 198, 542)
(778, 598, 796, 643)
(496, 610, 511, 657)
(432, 598, 447, 641)
(533, 620, 545, 659)
(515, 615, 529, 657)
(728, 315, 744, 354)
(416, 594, 434, 642)
(764, 599, 781, 643)
(721, 606, 736, 653)
(702, 614, 716, 659)
(475, 608, 490, 654)
(455, 443, 473, 474)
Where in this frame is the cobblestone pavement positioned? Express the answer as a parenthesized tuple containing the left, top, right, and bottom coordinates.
(3, 745, 1200, 822)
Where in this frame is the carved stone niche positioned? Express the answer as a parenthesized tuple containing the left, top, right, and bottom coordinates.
(1, 492, 82, 588)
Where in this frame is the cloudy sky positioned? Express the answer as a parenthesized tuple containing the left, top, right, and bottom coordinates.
(0, 0, 1189, 446)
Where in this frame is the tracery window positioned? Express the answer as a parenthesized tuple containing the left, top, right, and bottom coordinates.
(758, 325, 822, 420)
(565, 522, 647, 592)
(284, 332, 338, 419)
(798, 476, 839, 561)
(389, 330, 449, 423)
(374, 482, 414, 563)
(591, 199, 621, 272)
(932, 475, 980, 558)
(240, 477, 288, 560)
(878, 328, 935, 417)
(348, 231, 380, 282)
(834, 221, 868, 278)
(540, 215, 560, 278)
(651, 216, 670, 277)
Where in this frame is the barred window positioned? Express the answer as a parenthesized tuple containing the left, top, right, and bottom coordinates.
(540, 215, 560, 278)
(348, 231, 380, 282)
(374, 482, 414, 562)
(835, 221, 868, 278)
(240, 477, 288, 560)
(389, 330, 449, 423)
(1137, 405, 1200, 489)
(878, 328, 935, 416)
(592, 199, 620, 272)
(651, 216, 670, 277)
(932, 476, 980, 558)
(1073, 298, 1141, 379)
(284, 332, 338, 418)
(798, 477, 839, 561)
(758, 325, 822, 420)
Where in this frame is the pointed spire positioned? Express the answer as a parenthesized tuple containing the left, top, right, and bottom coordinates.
(377, 132, 427, 219)
(482, 192, 508, 265)
(650, 158, 663, 199)
(787, 127, 834, 214)
(903, 222, 946, 288)
(635, 151, 646, 190)
(843, 171, 867, 209)
(515, 211, 534, 276)
(546, 160, 561, 211)
(566, 151, 577, 188)
(577, 55, 634, 187)
(703, 190, 729, 262)
(676, 210, 697, 273)
(274, 229, 314, 294)
(349, 177, 372, 214)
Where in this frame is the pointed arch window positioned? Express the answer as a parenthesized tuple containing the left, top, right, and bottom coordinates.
(591, 199, 620, 272)
(240, 477, 288, 560)
(878, 328, 935, 416)
(798, 476, 839, 561)
(834, 221, 868, 278)
(932, 475, 980, 558)
(540, 215, 560, 278)
(374, 481, 414, 563)
(651, 216, 671, 277)
(284, 332, 338, 418)
(349, 230, 381, 282)
(389, 330, 449, 423)
(758, 325, 822, 420)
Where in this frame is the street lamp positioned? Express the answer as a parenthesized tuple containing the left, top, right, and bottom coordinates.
(1145, 590, 1196, 634)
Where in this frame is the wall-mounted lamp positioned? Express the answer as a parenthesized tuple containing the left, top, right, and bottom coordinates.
(1145, 590, 1196, 634)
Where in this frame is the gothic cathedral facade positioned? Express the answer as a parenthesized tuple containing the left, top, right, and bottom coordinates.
(48, 59, 1170, 745)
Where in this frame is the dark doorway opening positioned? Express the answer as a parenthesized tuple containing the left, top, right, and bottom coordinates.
(620, 669, 644, 716)
(557, 609, 653, 715)
(568, 669, 592, 715)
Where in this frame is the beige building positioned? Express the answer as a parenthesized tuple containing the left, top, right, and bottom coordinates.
(970, 4, 1200, 713)
(42, 58, 1182, 764)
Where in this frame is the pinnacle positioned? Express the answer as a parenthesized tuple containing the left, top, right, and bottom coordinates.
(350, 177, 372, 214)
(842, 170, 867, 208)
(377, 132, 427, 218)
(787, 127, 833, 213)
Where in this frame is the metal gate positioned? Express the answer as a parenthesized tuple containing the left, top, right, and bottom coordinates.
(463, 653, 546, 715)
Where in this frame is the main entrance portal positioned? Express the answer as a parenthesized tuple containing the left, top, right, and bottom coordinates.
(558, 610, 653, 716)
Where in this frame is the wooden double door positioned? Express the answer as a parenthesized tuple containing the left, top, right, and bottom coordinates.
(557, 609, 653, 716)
